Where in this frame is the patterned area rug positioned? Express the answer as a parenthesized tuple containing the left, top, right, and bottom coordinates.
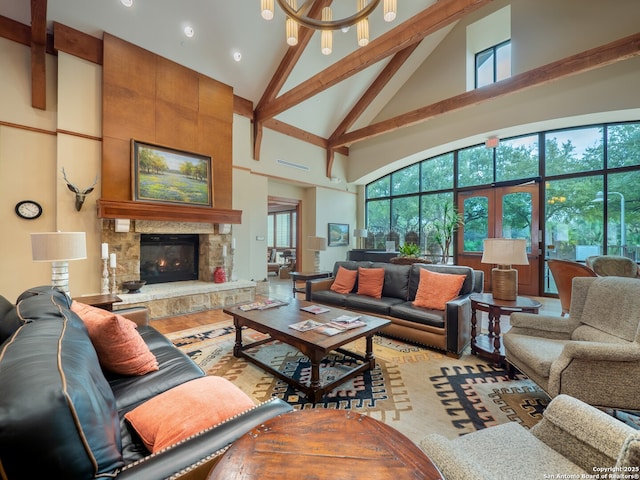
(167, 321, 551, 443)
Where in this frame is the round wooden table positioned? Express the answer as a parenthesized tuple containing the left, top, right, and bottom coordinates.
(470, 293, 542, 366)
(207, 409, 443, 480)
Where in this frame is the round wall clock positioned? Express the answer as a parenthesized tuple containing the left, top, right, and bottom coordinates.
(15, 200, 43, 220)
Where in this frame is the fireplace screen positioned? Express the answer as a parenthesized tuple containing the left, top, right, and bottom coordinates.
(140, 234, 199, 284)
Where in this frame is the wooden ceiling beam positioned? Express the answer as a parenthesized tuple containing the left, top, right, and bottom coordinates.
(333, 31, 640, 148)
(30, 0, 48, 110)
(253, 0, 332, 161)
(326, 43, 420, 176)
(255, 0, 491, 123)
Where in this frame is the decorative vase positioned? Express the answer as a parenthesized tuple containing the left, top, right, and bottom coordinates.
(214, 266, 226, 283)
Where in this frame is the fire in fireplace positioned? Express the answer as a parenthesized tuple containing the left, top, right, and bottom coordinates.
(140, 234, 199, 284)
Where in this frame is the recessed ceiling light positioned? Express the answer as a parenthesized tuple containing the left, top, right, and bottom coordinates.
(183, 25, 194, 38)
(232, 51, 242, 62)
(120, 0, 133, 7)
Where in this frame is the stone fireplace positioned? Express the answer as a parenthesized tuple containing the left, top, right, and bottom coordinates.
(100, 219, 255, 318)
(140, 234, 200, 284)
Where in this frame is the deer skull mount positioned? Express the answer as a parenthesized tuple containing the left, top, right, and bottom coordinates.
(62, 168, 98, 211)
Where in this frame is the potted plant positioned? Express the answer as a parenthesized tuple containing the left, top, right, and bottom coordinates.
(426, 202, 464, 264)
(391, 242, 429, 264)
(398, 242, 421, 257)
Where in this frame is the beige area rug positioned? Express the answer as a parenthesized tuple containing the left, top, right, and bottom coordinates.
(167, 321, 550, 444)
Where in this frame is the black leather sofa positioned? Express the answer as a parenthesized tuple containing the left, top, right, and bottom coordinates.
(0, 286, 292, 479)
(306, 261, 483, 357)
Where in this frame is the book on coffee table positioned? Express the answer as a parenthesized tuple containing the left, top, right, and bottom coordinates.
(300, 305, 331, 314)
(289, 319, 323, 332)
(239, 299, 288, 311)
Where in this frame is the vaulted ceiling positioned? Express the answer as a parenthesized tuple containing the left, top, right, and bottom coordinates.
(2, 0, 639, 178)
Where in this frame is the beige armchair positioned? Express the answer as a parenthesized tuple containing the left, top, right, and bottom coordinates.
(586, 255, 639, 277)
(504, 276, 640, 410)
(420, 394, 640, 480)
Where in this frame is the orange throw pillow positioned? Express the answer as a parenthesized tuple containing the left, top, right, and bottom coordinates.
(71, 301, 159, 376)
(357, 267, 385, 298)
(413, 268, 466, 310)
(124, 376, 256, 453)
(330, 267, 358, 294)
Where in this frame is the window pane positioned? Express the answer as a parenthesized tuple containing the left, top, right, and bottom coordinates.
(367, 175, 390, 198)
(458, 145, 493, 187)
(607, 123, 640, 168)
(291, 212, 297, 248)
(476, 49, 494, 88)
(421, 153, 454, 191)
(545, 176, 603, 262)
(545, 127, 604, 176)
(496, 42, 511, 81)
(462, 196, 488, 252)
(275, 213, 290, 248)
(606, 171, 640, 258)
(267, 214, 274, 248)
(391, 164, 420, 195)
(502, 192, 532, 252)
(496, 134, 539, 182)
(421, 192, 454, 259)
(391, 196, 420, 249)
(366, 199, 390, 249)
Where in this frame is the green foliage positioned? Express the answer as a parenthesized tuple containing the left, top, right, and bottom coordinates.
(426, 202, 464, 263)
(398, 243, 420, 257)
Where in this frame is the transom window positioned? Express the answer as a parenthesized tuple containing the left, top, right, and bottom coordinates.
(475, 40, 511, 88)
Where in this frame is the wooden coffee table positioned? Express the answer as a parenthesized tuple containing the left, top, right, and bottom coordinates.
(223, 299, 390, 403)
(206, 409, 443, 480)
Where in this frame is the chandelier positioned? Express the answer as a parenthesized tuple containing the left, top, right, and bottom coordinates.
(260, 0, 398, 55)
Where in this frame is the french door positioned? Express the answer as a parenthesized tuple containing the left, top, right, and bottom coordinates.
(456, 184, 540, 296)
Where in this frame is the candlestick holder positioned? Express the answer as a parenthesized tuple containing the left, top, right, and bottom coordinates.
(110, 267, 117, 294)
(101, 259, 110, 294)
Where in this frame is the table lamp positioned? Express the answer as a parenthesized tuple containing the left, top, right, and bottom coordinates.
(307, 236, 327, 273)
(481, 238, 529, 301)
(354, 229, 368, 249)
(31, 232, 87, 294)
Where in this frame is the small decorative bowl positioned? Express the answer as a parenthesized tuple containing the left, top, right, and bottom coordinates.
(121, 280, 146, 293)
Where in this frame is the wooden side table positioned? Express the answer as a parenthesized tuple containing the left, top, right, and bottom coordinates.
(72, 293, 122, 311)
(206, 409, 443, 480)
(470, 293, 541, 366)
(288, 271, 332, 297)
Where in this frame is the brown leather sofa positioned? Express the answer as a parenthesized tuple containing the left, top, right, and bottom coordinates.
(306, 261, 483, 357)
(0, 286, 292, 479)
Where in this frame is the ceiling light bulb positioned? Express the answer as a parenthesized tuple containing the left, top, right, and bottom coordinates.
(233, 51, 242, 62)
(120, 0, 133, 6)
(183, 26, 194, 38)
(321, 7, 332, 55)
(286, 17, 298, 46)
(261, 0, 274, 20)
(383, 0, 397, 22)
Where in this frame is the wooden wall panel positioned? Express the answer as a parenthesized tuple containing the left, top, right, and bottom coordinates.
(102, 137, 133, 200)
(156, 58, 198, 110)
(199, 75, 233, 120)
(199, 116, 232, 210)
(155, 100, 199, 151)
(101, 33, 237, 221)
(103, 83, 156, 141)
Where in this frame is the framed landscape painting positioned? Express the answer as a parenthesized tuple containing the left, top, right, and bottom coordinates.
(132, 140, 212, 207)
(328, 223, 349, 246)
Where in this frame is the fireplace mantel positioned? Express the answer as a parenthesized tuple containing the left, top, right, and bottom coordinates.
(97, 199, 242, 224)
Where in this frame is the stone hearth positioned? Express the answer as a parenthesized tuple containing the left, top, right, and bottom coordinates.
(102, 219, 251, 318)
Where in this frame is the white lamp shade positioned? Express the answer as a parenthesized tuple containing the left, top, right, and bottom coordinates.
(481, 238, 529, 266)
(354, 229, 368, 238)
(31, 232, 87, 262)
(307, 236, 327, 251)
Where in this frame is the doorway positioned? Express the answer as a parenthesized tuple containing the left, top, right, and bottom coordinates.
(456, 183, 541, 296)
(267, 196, 301, 275)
